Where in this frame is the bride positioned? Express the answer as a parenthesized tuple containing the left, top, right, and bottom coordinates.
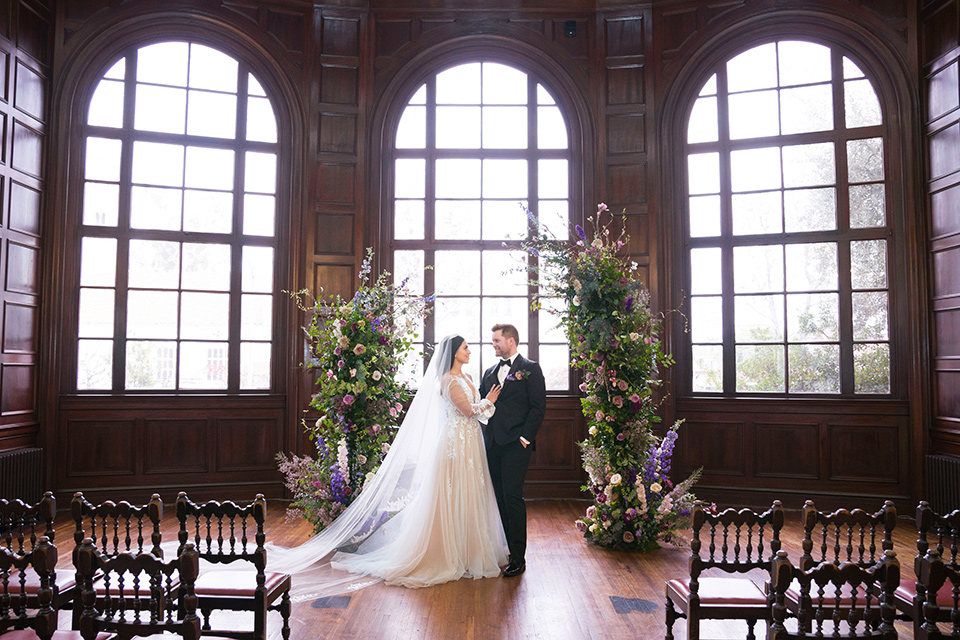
(267, 334, 509, 597)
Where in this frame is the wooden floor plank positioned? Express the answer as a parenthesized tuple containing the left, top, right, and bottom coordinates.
(51, 498, 921, 639)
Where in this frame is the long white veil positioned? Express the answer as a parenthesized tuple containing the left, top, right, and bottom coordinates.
(265, 335, 460, 599)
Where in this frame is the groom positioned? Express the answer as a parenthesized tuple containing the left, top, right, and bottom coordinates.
(479, 323, 546, 577)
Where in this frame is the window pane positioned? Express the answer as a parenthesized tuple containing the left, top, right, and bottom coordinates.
(86, 137, 122, 182)
(83, 182, 119, 227)
(689, 195, 721, 237)
(536, 200, 568, 240)
(436, 200, 481, 240)
(241, 246, 273, 292)
(184, 190, 233, 234)
(104, 58, 125, 80)
(537, 84, 555, 104)
(436, 159, 480, 198)
(787, 293, 839, 341)
(788, 344, 840, 393)
(483, 106, 527, 149)
(132, 142, 184, 187)
(483, 251, 527, 295)
(852, 291, 888, 340)
(732, 191, 782, 235)
(187, 90, 237, 139)
(692, 345, 723, 392)
(437, 62, 480, 104)
(484, 200, 528, 240)
(482, 63, 526, 104)
(484, 159, 528, 198)
(688, 152, 720, 195)
(782, 142, 835, 188)
(733, 245, 784, 293)
(781, 84, 833, 134)
(786, 242, 838, 291)
(396, 105, 426, 149)
(538, 298, 566, 342)
(131, 186, 182, 231)
(395, 200, 424, 240)
(244, 152, 276, 194)
(126, 341, 177, 389)
(180, 342, 228, 389)
(690, 247, 722, 294)
(735, 294, 784, 342)
(186, 147, 234, 190)
(850, 239, 887, 288)
(691, 296, 722, 343)
(88, 79, 124, 128)
(180, 292, 229, 339)
(727, 43, 777, 92)
(135, 85, 186, 134)
(129, 240, 180, 289)
(482, 298, 529, 343)
(847, 138, 884, 182)
(248, 73, 266, 96)
(537, 106, 567, 149)
(854, 343, 890, 393)
(241, 294, 273, 340)
(784, 187, 837, 232)
(849, 183, 886, 228)
(243, 194, 275, 237)
(240, 342, 271, 389)
(729, 90, 779, 139)
(736, 344, 784, 392)
(845, 79, 882, 128)
(188, 43, 238, 92)
(731, 147, 781, 192)
(843, 57, 866, 80)
(78, 288, 115, 338)
(778, 41, 832, 86)
(78, 339, 113, 390)
(538, 159, 568, 198)
(395, 159, 426, 198)
(435, 297, 481, 342)
(246, 96, 277, 143)
(137, 42, 188, 86)
(435, 250, 479, 295)
(539, 344, 569, 390)
(182, 243, 231, 291)
(127, 290, 178, 339)
(80, 237, 118, 286)
(437, 106, 481, 148)
(687, 95, 718, 144)
(394, 250, 424, 295)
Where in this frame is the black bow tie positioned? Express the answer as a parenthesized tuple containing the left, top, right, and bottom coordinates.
(499, 359, 512, 368)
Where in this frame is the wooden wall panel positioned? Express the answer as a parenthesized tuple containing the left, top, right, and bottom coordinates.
(931, 182, 960, 238)
(143, 419, 207, 474)
(680, 419, 745, 476)
(65, 419, 137, 476)
(754, 423, 819, 480)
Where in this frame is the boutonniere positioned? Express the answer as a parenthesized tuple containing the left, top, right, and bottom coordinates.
(506, 369, 531, 382)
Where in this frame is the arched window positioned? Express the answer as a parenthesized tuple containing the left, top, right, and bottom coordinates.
(684, 40, 891, 396)
(390, 61, 571, 390)
(76, 41, 278, 392)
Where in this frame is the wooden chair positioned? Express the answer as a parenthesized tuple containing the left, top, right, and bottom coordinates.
(0, 492, 77, 619)
(767, 549, 899, 639)
(892, 502, 960, 634)
(665, 500, 785, 640)
(915, 548, 960, 639)
(0, 536, 57, 640)
(176, 492, 291, 640)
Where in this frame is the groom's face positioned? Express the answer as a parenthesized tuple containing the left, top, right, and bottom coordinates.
(492, 330, 516, 359)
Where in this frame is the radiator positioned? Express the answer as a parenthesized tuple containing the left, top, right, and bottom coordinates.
(927, 454, 960, 514)
(0, 447, 43, 504)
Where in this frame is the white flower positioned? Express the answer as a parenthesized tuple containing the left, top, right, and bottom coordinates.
(602, 519, 612, 529)
(588, 426, 597, 436)
(650, 482, 662, 493)
(338, 335, 350, 349)
(589, 523, 599, 533)
(630, 332, 640, 341)
(358, 454, 367, 465)
(573, 295, 581, 306)
(381, 443, 391, 454)
(372, 371, 382, 381)
(609, 473, 622, 486)
(591, 237, 603, 248)
(572, 278, 582, 292)
(337, 439, 349, 472)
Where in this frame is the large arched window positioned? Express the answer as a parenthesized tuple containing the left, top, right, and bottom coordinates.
(76, 41, 278, 392)
(390, 61, 571, 390)
(684, 40, 891, 396)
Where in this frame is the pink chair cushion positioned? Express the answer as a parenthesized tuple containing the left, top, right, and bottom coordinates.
(194, 570, 290, 597)
(9, 568, 78, 595)
(0, 630, 111, 640)
(894, 577, 957, 607)
(666, 576, 768, 605)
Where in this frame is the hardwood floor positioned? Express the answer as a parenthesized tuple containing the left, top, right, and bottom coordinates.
(53, 499, 920, 639)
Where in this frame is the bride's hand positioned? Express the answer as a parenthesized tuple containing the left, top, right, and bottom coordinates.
(486, 384, 502, 403)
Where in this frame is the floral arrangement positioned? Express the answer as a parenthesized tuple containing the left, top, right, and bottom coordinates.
(277, 248, 430, 533)
(522, 203, 700, 550)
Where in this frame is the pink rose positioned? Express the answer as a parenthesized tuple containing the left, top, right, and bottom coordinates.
(623, 531, 635, 543)
(586, 505, 596, 518)
(337, 359, 345, 369)
(629, 394, 640, 403)
(342, 394, 355, 406)
(350, 368, 357, 378)
(575, 520, 587, 533)
(353, 344, 366, 355)
(372, 424, 381, 433)
(389, 407, 398, 417)
(579, 383, 587, 392)
(595, 410, 604, 420)
(618, 380, 628, 391)
(612, 396, 624, 408)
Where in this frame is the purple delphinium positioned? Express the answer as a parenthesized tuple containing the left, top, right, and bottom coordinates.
(575, 225, 587, 242)
(625, 296, 634, 313)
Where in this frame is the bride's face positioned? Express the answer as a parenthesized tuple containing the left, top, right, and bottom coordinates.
(455, 341, 471, 364)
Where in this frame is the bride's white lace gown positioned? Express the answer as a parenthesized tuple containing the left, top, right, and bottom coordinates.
(329, 372, 508, 587)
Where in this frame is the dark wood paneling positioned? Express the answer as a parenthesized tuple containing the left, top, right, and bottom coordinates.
(607, 113, 645, 154)
(605, 16, 644, 58)
(5, 241, 38, 295)
(607, 163, 646, 205)
(216, 417, 282, 472)
(754, 423, 819, 480)
(606, 65, 644, 105)
(8, 179, 41, 236)
(316, 163, 356, 205)
(315, 213, 354, 255)
(1, 362, 34, 414)
(11, 120, 42, 177)
(929, 122, 960, 180)
(15, 2, 49, 65)
(319, 112, 356, 154)
(321, 16, 360, 57)
(2, 301, 36, 353)
(375, 19, 413, 58)
(313, 263, 355, 299)
(680, 419, 745, 476)
(931, 182, 960, 238)
(928, 60, 959, 122)
(13, 59, 44, 121)
(65, 419, 136, 476)
(320, 65, 358, 104)
(921, 1, 957, 66)
(936, 370, 960, 418)
(933, 247, 960, 297)
(934, 308, 960, 356)
(143, 419, 207, 474)
(828, 423, 899, 483)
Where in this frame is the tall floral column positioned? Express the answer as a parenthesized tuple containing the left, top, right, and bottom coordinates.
(525, 204, 700, 550)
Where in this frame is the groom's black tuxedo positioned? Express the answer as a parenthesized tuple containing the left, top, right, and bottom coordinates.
(479, 354, 546, 565)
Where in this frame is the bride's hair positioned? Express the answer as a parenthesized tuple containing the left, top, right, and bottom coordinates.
(446, 335, 465, 371)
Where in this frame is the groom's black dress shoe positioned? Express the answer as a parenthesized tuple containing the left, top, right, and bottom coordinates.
(503, 560, 525, 577)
